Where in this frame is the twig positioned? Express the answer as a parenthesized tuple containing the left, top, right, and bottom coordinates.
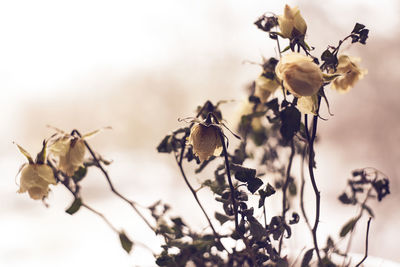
(355, 217, 372, 267)
(82, 203, 119, 233)
(71, 130, 156, 233)
(175, 143, 220, 240)
(342, 187, 373, 266)
(48, 160, 123, 239)
(279, 139, 295, 254)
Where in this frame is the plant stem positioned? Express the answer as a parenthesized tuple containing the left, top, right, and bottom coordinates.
(176, 143, 220, 240)
(355, 217, 372, 267)
(279, 139, 295, 255)
(304, 107, 322, 264)
(219, 131, 239, 232)
(300, 144, 312, 231)
(82, 203, 119, 233)
(72, 130, 156, 233)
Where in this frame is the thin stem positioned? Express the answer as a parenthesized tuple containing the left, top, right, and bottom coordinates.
(219, 131, 239, 232)
(342, 187, 373, 266)
(82, 203, 119, 233)
(355, 217, 372, 267)
(279, 139, 295, 255)
(48, 160, 122, 238)
(175, 143, 220, 240)
(300, 144, 312, 231)
(305, 100, 323, 264)
(72, 130, 156, 233)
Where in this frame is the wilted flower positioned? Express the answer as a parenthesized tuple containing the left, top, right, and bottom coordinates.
(16, 143, 56, 200)
(278, 4, 307, 39)
(19, 164, 56, 200)
(331, 55, 367, 93)
(254, 74, 280, 103)
(276, 53, 323, 97)
(50, 136, 86, 176)
(188, 123, 222, 162)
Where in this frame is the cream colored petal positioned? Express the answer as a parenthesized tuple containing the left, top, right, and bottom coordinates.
(293, 13, 307, 35)
(278, 16, 293, 39)
(19, 165, 52, 197)
(297, 95, 318, 115)
(28, 187, 48, 200)
(36, 164, 56, 185)
(49, 136, 71, 156)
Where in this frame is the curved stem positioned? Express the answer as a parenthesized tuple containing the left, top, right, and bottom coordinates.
(304, 109, 322, 264)
(176, 143, 220, 240)
(72, 130, 156, 233)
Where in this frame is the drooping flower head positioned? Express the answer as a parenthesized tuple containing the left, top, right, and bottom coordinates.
(188, 118, 223, 162)
(331, 55, 367, 93)
(50, 135, 86, 176)
(278, 4, 307, 39)
(16, 142, 57, 200)
(276, 53, 323, 97)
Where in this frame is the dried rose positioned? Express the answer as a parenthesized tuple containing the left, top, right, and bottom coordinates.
(331, 55, 367, 93)
(188, 123, 222, 162)
(276, 53, 323, 97)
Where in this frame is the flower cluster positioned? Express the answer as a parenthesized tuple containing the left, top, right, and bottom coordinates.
(251, 5, 367, 116)
(15, 129, 102, 200)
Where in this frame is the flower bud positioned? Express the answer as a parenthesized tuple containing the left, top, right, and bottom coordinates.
(18, 164, 56, 200)
(331, 55, 367, 93)
(278, 5, 307, 39)
(276, 53, 323, 97)
(188, 123, 222, 162)
(254, 75, 280, 103)
(50, 136, 86, 176)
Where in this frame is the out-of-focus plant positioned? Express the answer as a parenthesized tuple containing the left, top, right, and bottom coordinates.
(15, 4, 390, 267)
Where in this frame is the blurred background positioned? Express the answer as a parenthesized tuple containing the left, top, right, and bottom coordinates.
(0, 0, 399, 266)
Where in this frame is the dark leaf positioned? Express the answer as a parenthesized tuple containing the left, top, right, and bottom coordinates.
(359, 29, 369, 44)
(231, 164, 256, 182)
(65, 198, 82, 215)
(338, 192, 353, 205)
(247, 177, 264, 194)
(266, 98, 279, 116)
(119, 232, 134, 253)
(156, 252, 174, 266)
(72, 166, 87, 183)
(215, 212, 231, 225)
(157, 135, 173, 153)
(289, 212, 300, 225)
(339, 218, 359, 237)
(171, 217, 186, 227)
(372, 178, 390, 201)
(301, 249, 314, 267)
(321, 49, 333, 62)
(280, 106, 301, 142)
(352, 23, 365, 34)
(248, 216, 266, 242)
